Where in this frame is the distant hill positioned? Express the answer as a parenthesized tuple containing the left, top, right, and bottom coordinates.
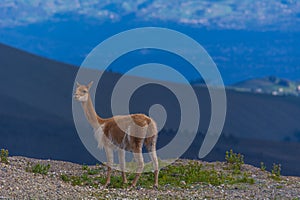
(1, 15, 300, 85)
(232, 76, 300, 96)
(0, 43, 300, 175)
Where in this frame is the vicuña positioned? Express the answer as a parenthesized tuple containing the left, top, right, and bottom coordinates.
(74, 81, 159, 188)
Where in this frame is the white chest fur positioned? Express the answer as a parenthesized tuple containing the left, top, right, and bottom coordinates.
(94, 124, 105, 149)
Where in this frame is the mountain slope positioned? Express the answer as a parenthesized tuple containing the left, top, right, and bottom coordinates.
(0, 43, 300, 175)
(0, 43, 76, 120)
(0, 43, 97, 163)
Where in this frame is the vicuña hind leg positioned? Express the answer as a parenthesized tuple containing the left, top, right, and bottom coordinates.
(118, 149, 127, 184)
(131, 149, 144, 187)
(149, 149, 159, 188)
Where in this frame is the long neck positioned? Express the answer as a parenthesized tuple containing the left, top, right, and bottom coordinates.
(81, 94, 105, 129)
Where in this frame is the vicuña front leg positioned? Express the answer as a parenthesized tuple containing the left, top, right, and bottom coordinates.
(131, 150, 144, 187)
(104, 147, 113, 187)
(118, 149, 127, 184)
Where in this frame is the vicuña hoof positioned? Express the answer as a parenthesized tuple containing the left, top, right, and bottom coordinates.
(103, 183, 110, 188)
(129, 184, 136, 189)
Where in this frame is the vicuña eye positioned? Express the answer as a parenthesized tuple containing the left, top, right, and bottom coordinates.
(83, 90, 87, 93)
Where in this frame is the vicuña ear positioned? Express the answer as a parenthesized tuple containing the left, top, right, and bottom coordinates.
(76, 82, 81, 87)
(87, 81, 94, 89)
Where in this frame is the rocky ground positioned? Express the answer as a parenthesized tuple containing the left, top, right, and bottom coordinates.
(0, 156, 300, 199)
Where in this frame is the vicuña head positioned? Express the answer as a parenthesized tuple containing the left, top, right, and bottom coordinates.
(74, 81, 93, 102)
(74, 81, 159, 188)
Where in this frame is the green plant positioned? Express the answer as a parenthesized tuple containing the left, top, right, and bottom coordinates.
(0, 149, 9, 164)
(26, 163, 51, 175)
(156, 160, 254, 187)
(61, 165, 104, 187)
(239, 172, 255, 184)
(225, 149, 244, 173)
(276, 185, 283, 189)
(82, 164, 88, 171)
(61, 173, 105, 187)
(61, 159, 255, 189)
(61, 174, 70, 182)
(272, 163, 281, 176)
(270, 163, 281, 181)
(87, 168, 100, 175)
(260, 162, 266, 171)
(82, 164, 102, 175)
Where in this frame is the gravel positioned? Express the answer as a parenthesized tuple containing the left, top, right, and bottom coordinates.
(0, 156, 300, 199)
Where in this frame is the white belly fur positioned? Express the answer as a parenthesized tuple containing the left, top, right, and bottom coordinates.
(94, 124, 105, 149)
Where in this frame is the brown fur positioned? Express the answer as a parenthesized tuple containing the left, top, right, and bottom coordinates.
(99, 114, 155, 151)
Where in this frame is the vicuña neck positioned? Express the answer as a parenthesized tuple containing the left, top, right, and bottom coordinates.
(81, 94, 105, 129)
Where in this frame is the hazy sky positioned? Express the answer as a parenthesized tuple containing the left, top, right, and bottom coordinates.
(1, 0, 300, 31)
